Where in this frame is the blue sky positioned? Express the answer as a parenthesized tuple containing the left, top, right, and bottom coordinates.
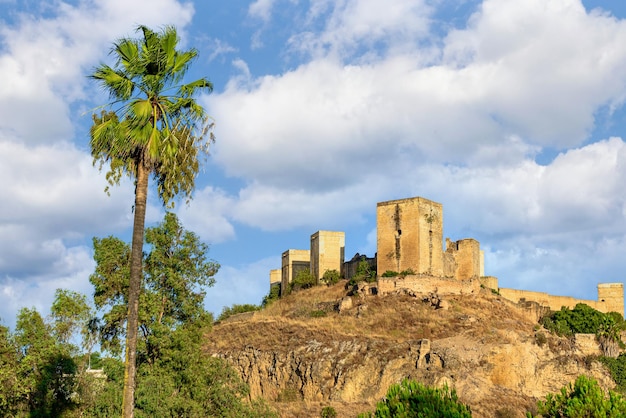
(1, 0, 626, 328)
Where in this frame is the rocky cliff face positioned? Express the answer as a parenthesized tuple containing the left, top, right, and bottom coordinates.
(206, 284, 616, 418)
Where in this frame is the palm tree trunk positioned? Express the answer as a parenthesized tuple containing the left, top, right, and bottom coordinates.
(122, 162, 149, 418)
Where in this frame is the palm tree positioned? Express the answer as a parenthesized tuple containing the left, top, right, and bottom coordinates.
(89, 25, 213, 417)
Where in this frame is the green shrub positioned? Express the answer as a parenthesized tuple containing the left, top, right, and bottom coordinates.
(358, 379, 471, 417)
(529, 375, 626, 417)
(541, 304, 625, 337)
(535, 331, 547, 347)
(399, 268, 415, 275)
(309, 310, 327, 318)
(217, 304, 260, 322)
(382, 271, 398, 277)
(349, 258, 377, 286)
(321, 406, 337, 418)
(322, 269, 341, 285)
(291, 269, 317, 292)
(262, 283, 281, 307)
(600, 354, 626, 392)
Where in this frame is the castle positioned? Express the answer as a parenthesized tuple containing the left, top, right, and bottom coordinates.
(269, 196, 625, 316)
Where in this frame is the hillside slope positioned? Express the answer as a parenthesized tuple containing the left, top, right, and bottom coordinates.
(205, 283, 616, 418)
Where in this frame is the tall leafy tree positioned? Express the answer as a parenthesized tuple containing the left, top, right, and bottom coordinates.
(90, 212, 219, 364)
(88, 214, 276, 417)
(89, 25, 213, 416)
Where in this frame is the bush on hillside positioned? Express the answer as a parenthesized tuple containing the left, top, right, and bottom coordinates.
(217, 304, 261, 322)
(358, 379, 471, 417)
(540, 304, 625, 356)
(528, 375, 626, 417)
(600, 354, 626, 393)
(290, 269, 316, 292)
(262, 283, 281, 307)
(348, 258, 377, 286)
(321, 269, 341, 285)
(541, 303, 625, 337)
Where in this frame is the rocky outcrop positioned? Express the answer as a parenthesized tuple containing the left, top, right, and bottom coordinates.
(208, 288, 617, 418)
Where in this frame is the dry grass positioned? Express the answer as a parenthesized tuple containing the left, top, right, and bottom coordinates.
(206, 280, 539, 355)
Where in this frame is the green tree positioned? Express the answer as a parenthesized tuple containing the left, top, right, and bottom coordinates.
(14, 308, 78, 417)
(0, 324, 26, 416)
(89, 24, 213, 416)
(529, 375, 626, 417)
(359, 379, 472, 417)
(89, 213, 275, 417)
(49, 289, 94, 353)
(90, 212, 218, 365)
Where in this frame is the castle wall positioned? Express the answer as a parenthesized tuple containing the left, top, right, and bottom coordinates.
(281, 249, 310, 296)
(377, 275, 481, 296)
(270, 269, 281, 285)
(310, 231, 345, 282)
(499, 284, 624, 315)
(480, 276, 499, 291)
(344, 253, 377, 280)
(598, 283, 624, 314)
(377, 197, 443, 276)
(454, 239, 481, 279)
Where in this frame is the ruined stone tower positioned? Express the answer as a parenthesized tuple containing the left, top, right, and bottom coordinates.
(377, 197, 444, 276)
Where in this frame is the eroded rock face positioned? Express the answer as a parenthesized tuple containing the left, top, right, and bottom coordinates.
(209, 291, 617, 418)
(216, 332, 613, 417)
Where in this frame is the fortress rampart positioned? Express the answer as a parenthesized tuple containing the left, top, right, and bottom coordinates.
(269, 196, 625, 316)
(499, 283, 624, 315)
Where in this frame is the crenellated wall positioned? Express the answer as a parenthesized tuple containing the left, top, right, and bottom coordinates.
(269, 196, 625, 317)
(499, 283, 624, 315)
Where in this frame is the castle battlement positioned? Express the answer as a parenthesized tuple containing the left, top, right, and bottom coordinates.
(269, 196, 625, 316)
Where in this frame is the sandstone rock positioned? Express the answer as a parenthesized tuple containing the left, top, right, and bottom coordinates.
(338, 296, 353, 312)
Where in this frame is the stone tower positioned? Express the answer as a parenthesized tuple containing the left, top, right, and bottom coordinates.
(598, 283, 624, 315)
(281, 249, 310, 296)
(310, 230, 345, 282)
(377, 197, 444, 276)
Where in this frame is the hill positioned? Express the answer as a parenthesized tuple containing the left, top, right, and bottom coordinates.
(205, 282, 617, 418)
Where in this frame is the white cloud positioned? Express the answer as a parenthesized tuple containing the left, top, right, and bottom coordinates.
(0, 0, 199, 328)
(288, 0, 434, 59)
(248, 0, 277, 22)
(176, 186, 237, 243)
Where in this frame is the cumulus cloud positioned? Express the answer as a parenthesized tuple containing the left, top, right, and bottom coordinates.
(206, 0, 626, 237)
(0, 0, 194, 144)
(0, 0, 196, 328)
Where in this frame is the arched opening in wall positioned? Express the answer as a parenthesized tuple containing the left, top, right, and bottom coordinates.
(397, 229, 402, 235)
(602, 299, 606, 302)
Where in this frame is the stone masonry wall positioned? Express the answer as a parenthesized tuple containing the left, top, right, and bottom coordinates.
(310, 231, 345, 282)
(281, 249, 310, 296)
(499, 284, 624, 315)
(598, 283, 624, 315)
(270, 269, 281, 285)
(377, 197, 443, 276)
(377, 275, 482, 296)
